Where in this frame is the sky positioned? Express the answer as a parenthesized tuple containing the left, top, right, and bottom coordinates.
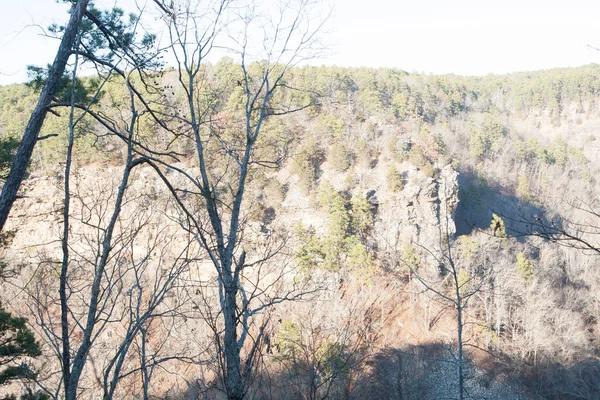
(1, 0, 600, 85)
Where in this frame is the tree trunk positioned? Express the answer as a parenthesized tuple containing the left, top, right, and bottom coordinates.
(59, 44, 82, 399)
(66, 148, 139, 400)
(223, 276, 244, 400)
(0, 0, 90, 232)
(457, 303, 464, 400)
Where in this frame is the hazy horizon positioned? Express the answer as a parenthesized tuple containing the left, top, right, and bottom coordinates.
(1, 0, 600, 84)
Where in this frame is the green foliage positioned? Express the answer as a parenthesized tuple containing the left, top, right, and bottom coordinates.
(386, 164, 404, 192)
(317, 180, 340, 211)
(400, 244, 421, 273)
(516, 252, 534, 282)
(580, 168, 592, 183)
(0, 136, 19, 180)
(26, 66, 100, 105)
(490, 213, 507, 239)
(320, 236, 346, 272)
(468, 113, 504, 160)
(318, 115, 345, 139)
(354, 138, 373, 167)
(274, 319, 302, 361)
(346, 239, 377, 282)
(388, 137, 412, 162)
(551, 137, 568, 167)
(325, 199, 351, 247)
(526, 137, 552, 164)
(457, 269, 471, 294)
(457, 236, 478, 262)
(214, 57, 244, 98)
(516, 174, 532, 202)
(293, 223, 324, 271)
(568, 146, 588, 165)
(79, 5, 157, 67)
(315, 340, 348, 380)
(419, 124, 431, 140)
(0, 85, 39, 140)
(350, 195, 374, 238)
(459, 177, 489, 212)
(292, 137, 322, 194)
(274, 321, 354, 388)
(514, 137, 553, 164)
(355, 69, 387, 117)
(405, 145, 436, 177)
(407, 146, 428, 168)
(420, 162, 435, 178)
(4, 18, 600, 399)
(392, 90, 423, 120)
(28, 3, 157, 103)
(0, 304, 42, 386)
(5, 60, 598, 186)
(431, 133, 447, 158)
(315, 184, 376, 273)
(327, 142, 352, 172)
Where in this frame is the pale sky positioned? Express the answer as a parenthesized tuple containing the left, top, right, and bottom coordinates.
(1, 0, 600, 85)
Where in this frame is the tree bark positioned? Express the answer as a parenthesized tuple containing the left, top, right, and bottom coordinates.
(0, 0, 90, 232)
(59, 38, 82, 399)
(66, 151, 140, 400)
(457, 302, 464, 400)
(223, 277, 244, 400)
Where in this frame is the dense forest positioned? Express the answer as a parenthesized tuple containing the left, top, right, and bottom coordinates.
(1, 1, 600, 400)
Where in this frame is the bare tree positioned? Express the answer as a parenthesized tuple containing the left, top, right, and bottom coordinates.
(21, 14, 194, 397)
(28, 87, 197, 398)
(506, 198, 600, 256)
(0, 0, 90, 232)
(0, 0, 165, 232)
(395, 198, 493, 400)
(4, 1, 327, 398)
(272, 299, 375, 400)
(99, 225, 198, 400)
(142, 1, 327, 398)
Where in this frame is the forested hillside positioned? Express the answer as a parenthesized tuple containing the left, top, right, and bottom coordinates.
(1, 55, 600, 399)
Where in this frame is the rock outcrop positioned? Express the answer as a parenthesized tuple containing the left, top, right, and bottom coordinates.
(374, 163, 459, 261)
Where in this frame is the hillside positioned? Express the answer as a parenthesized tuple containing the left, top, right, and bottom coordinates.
(1, 62, 599, 399)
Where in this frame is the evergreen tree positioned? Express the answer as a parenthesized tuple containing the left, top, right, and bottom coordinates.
(0, 305, 41, 387)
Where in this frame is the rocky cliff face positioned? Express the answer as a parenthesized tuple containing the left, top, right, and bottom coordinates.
(3, 160, 460, 273)
(389, 164, 459, 249)
(362, 163, 460, 267)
